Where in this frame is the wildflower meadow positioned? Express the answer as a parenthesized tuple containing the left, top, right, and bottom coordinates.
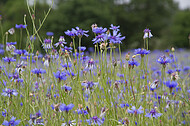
(0, 1, 190, 126)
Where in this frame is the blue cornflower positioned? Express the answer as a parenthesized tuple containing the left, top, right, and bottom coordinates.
(85, 59, 95, 70)
(0, 49, 4, 54)
(134, 48, 150, 57)
(46, 32, 54, 36)
(120, 103, 129, 108)
(110, 24, 120, 31)
(128, 58, 139, 69)
(86, 116, 104, 125)
(59, 103, 74, 112)
(30, 35, 36, 41)
(43, 38, 52, 49)
(61, 62, 72, 69)
(92, 27, 107, 34)
(164, 81, 178, 90)
(108, 30, 125, 44)
(143, 28, 153, 39)
(54, 36, 67, 47)
(81, 81, 98, 90)
(2, 109, 8, 117)
(61, 120, 76, 126)
(2, 57, 16, 64)
(127, 106, 144, 114)
(65, 28, 77, 38)
(29, 111, 44, 125)
(62, 46, 73, 52)
(78, 46, 86, 51)
(75, 26, 89, 37)
(77, 108, 88, 115)
(145, 109, 162, 118)
(2, 116, 20, 126)
(92, 33, 108, 44)
(53, 71, 67, 82)
(157, 55, 171, 67)
(15, 24, 27, 29)
(31, 68, 46, 77)
(61, 85, 72, 92)
(14, 49, 27, 55)
(1, 88, 18, 97)
(6, 42, 16, 51)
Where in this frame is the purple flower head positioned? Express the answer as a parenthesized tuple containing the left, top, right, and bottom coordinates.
(81, 81, 98, 90)
(77, 108, 88, 115)
(2, 57, 16, 64)
(92, 27, 107, 34)
(31, 68, 46, 77)
(46, 32, 54, 36)
(157, 55, 171, 67)
(2, 109, 8, 117)
(164, 81, 178, 89)
(2, 116, 20, 126)
(15, 24, 27, 29)
(127, 106, 144, 114)
(6, 42, 16, 51)
(134, 48, 150, 57)
(59, 103, 74, 112)
(65, 28, 77, 38)
(43, 39, 52, 49)
(120, 103, 129, 108)
(8, 28, 15, 35)
(128, 58, 139, 69)
(53, 71, 67, 82)
(78, 46, 86, 52)
(145, 109, 162, 118)
(86, 116, 104, 125)
(61, 85, 72, 92)
(143, 28, 153, 39)
(1, 88, 18, 97)
(110, 24, 120, 31)
(75, 26, 89, 37)
(108, 30, 125, 44)
(92, 33, 108, 44)
(55, 36, 67, 47)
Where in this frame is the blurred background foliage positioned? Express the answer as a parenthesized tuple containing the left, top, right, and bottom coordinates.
(0, 0, 190, 52)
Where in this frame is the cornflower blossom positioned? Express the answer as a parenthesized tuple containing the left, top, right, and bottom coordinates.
(120, 103, 129, 108)
(128, 58, 139, 69)
(92, 33, 108, 44)
(2, 109, 8, 117)
(75, 26, 89, 37)
(15, 24, 27, 29)
(8, 28, 15, 35)
(134, 48, 150, 57)
(2, 116, 20, 126)
(61, 120, 76, 126)
(61, 85, 72, 92)
(46, 32, 54, 36)
(43, 38, 52, 49)
(127, 106, 144, 114)
(65, 28, 77, 38)
(31, 68, 46, 77)
(108, 30, 125, 44)
(81, 81, 98, 90)
(28, 111, 44, 125)
(6, 42, 16, 51)
(86, 116, 104, 125)
(143, 28, 153, 39)
(92, 27, 107, 34)
(164, 81, 178, 92)
(145, 109, 162, 118)
(110, 24, 120, 31)
(85, 59, 95, 70)
(2, 57, 16, 64)
(0, 48, 4, 55)
(53, 71, 67, 82)
(59, 103, 74, 113)
(54, 36, 67, 47)
(77, 108, 88, 115)
(61, 62, 72, 69)
(1, 88, 18, 97)
(157, 55, 171, 67)
(30, 35, 36, 41)
(78, 46, 86, 51)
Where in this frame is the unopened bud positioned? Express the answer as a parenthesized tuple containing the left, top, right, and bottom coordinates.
(171, 47, 175, 52)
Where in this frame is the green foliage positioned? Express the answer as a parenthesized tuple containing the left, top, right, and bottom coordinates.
(170, 9, 190, 48)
